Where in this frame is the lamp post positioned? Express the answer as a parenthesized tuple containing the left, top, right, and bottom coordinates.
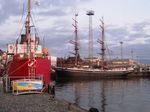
(120, 41, 123, 61)
(86, 10, 94, 66)
(120, 41, 123, 70)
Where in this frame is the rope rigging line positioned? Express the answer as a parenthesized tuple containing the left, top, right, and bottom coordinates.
(106, 42, 111, 61)
(13, 1, 26, 44)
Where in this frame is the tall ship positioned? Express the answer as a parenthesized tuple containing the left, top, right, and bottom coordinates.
(55, 14, 132, 79)
(3, 0, 51, 93)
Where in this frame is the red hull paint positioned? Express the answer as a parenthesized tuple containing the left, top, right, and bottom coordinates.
(7, 55, 51, 85)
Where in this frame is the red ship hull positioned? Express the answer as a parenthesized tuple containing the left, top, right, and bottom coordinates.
(3, 0, 53, 93)
(7, 55, 51, 86)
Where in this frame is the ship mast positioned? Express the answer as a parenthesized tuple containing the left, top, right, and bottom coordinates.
(70, 13, 80, 66)
(26, 0, 36, 77)
(99, 17, 106, 70)
(26, 0, 31, 42)
(25, 0, 31, 59)
(74, 14, 79, 66)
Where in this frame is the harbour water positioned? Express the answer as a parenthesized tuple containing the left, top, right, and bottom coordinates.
(55, 77, 150, 112)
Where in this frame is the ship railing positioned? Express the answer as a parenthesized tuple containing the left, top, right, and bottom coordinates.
(2, 75, 44, 94)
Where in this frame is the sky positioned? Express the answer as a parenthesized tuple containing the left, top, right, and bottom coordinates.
(0, 0, 150, 63)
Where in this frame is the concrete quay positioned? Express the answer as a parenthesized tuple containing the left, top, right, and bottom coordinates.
(0, 78, 87, 112)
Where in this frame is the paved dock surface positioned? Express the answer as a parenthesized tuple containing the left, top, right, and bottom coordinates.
(0, 78, 87, 112)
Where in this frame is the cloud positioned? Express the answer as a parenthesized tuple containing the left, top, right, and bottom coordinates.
(0, 0, 87, 24)
(102, 21, 150, 60)
(0, 0, 22, 24)
(0, 0, 150, 62)
(23, 18, 150, 59)
(40, 0, 91, 8)
(32, 0, 93, 18)
(37, 8, 68, 17)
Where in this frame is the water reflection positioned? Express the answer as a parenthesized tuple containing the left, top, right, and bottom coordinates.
(101, 82, 106, 112)
(55, 78, 150, 112)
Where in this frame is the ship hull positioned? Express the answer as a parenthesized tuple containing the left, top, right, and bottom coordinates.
(7, 57, 50, 86)
(55, 67, 130, 79)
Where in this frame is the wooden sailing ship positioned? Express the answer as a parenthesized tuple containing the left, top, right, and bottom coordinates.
(55, 15, 131, 79)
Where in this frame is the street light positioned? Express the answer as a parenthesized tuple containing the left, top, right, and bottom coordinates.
(120, 41, 123, 61)
(86, 10, 94, 66)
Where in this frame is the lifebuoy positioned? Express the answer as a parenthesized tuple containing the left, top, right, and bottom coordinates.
(28, 59, 36, 67)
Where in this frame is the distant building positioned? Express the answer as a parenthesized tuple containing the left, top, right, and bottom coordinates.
(108, 59, 137, 71)
(50, 56, 57, 67)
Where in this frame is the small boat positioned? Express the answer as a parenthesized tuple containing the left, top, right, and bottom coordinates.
(3, 0, 52, 93)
